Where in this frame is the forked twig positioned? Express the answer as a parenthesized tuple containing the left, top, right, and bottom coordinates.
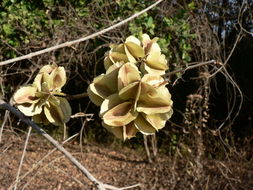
(164, 60, 217, 77)
(8, 134, 79, 189)
(13, 126, 32, 190)
(0, 0, 164, 66)
(0, 99, 141, 190)
(21, 154, 85, 190)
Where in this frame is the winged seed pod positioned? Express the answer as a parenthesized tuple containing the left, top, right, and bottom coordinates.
(104, 34, 168, 75)
(141, 34, 168, 75)
(88, 62, 173, 140)
(13, 64, 71, 127)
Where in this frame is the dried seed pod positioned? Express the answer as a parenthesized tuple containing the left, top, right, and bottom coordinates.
(13, 64, 71, 127)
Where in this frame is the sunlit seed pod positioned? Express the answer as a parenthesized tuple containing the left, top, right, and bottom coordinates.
(88, 34, 173, 139)
(117, 62, 141, 90)
(13, 86, 39, 104)
(16, 103, 42, 116)
(13, 64, 71, 127)
(134, 113, 156, 135)
(124, 35, 144, 62)
(141, 33, 160, 54)
(102, 101, 137, 127)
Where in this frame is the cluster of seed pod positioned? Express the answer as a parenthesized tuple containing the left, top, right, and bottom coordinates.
(88, 34, 173, 140)
(13, 64, 71, 127)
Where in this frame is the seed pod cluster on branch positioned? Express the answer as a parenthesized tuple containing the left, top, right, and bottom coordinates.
(88, 34, 173, 140)
(13, 64, 72, 127)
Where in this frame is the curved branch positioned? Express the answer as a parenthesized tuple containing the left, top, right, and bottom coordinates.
(0, 0, 164, 66)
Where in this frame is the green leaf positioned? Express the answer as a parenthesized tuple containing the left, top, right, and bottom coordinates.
(3, 24, 13, 35)
(147, 17, 153, 27)
(125, 35, 141, 46)
(42, 73, 53, 90)
(58, 97, 72, 124)
(124, 35, 144, 62)
(44, 103, 62, 126)
(48, 95, 60, 106)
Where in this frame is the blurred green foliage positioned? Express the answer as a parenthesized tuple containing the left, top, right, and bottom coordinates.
(0, 0, 194, 64)
(0, 0, 194, 150)
(0, 0, 91, 58)
(120, 1, 195, 64)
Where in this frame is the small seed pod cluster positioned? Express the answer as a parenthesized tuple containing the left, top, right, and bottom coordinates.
(13, 64, 72, 127)
(88, 34, 173, 140)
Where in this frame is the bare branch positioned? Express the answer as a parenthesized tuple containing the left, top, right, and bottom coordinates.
(238, 0, 253, 35)
(209, 30, 244, 78)
(0, 0, 164, 67)
(164, 60, 217, 78)
(0, 99, 142, 190)
(66, 92, 88, 100)
(8, 134, 79, 189)
(63, 60, 217, 100)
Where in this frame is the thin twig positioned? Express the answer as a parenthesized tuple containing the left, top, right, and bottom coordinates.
(0, 110, 9, 143)
(104, 183, 143, 190)
(48, 164, 85, 187)
(143, 135, 152, 163)
(8, 134, 79, 189)
(209, 30, 243, 78)
(0, 99, 103, 189)
(21, 154, 85, 189)
(79, 101, 91, 159)
(215, 67, 243, 131)
(65, 60, 217, 101)
(238, 0, 253, 35)
(164, 60, 217, 77)
(0, 0, 164, 66)
(63, 123, 67, 140)
(13, 126, 32, 190)
(0, 99, 141, 190)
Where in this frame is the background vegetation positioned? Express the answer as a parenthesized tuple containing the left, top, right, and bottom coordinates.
(0, 0, 253, 189)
